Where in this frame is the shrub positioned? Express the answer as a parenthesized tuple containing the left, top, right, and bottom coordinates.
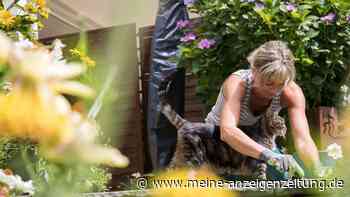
(178, 0, 350, 109)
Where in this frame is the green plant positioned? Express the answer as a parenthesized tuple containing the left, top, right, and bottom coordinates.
(178, 0, 350, 109)
(0, 138, 112, 196)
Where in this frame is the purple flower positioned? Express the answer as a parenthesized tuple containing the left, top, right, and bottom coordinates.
(286, 3, 296, 12)
(346, 16, 350, 23)
(176, 20, 190, 29)
(320, 13, 336, 24)
(240, 0, 256, 2)
(197, 39, 216, 49)
(255, 2, 265, 10)
(180, 32, 196, 42)
(184, 0, 195, 5)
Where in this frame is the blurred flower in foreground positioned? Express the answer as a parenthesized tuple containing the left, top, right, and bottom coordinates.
(0, 88, 73, 145)
(0, 169, 34, 196)
(43, 140, 129, 168)
(44, 111, 129, 168)
(0, 33, 11, 64)
(313, 143, 343, 178)
(151, 166, 233, 197)
(49, 39, 66, 63)
(0, 81, 12, 94)
(325, 143, 343, 160)
(70, 48, 96, 68)
(0, 33, 129, 168)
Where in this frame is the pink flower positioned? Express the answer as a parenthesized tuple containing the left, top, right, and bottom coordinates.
(240, 0, 256, 3)
(197, 39, 216, 49)
(255, 2, 265, 10)
(320, 13, 336, 24)
(286, 3, 296, 12)
(184, 0, 196, 5)
(176, 20, 190, 29)
(180, 32, 196, 42)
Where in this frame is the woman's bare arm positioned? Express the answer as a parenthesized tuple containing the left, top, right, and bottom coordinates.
(219, 76, 267, 159)
(282, 82, 320, 170)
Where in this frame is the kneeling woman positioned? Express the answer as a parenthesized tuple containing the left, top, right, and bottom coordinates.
(165, 41, 320, 178)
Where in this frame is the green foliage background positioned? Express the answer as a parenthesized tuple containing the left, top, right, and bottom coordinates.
(179, 0, 350, 109)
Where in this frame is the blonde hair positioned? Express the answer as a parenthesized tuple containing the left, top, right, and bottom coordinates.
(247, 40, 295, 84)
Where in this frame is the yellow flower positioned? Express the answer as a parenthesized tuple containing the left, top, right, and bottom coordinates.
(25, 15, 37, 23)
(0, 33, 128, 168)
(0, 44, 95, 146)
(39, 8, 49, 19)
(42, 112, 129, 167)
(0, 10, 15, 28)
(10, 49, 94, 98)
(0, 87, 73, 146)
(37, 21, 44, 29)
(81, 55, 96, 67)
(25, 3, 37, 13)
(70, 48, 96, 68)
(151, 166, 234, 197)
(35, 0, 47, 9)
(69, 48, 81, 57)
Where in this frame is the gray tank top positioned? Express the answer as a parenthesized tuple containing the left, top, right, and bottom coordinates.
(205, 69, 282, 126)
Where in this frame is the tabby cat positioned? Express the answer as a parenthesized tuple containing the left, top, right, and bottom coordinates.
(158, 78, 286, 179)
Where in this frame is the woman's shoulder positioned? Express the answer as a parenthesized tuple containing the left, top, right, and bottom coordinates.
(231, 69, 251, 79)
(222, 73, 246, 100)
(225, 68, 251, 88)
(280, 81, 305, 108)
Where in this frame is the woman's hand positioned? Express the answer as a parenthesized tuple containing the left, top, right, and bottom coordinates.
(260, 149, 305, 178)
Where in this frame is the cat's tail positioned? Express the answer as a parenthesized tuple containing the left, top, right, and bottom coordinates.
(157, 76, 187, 129)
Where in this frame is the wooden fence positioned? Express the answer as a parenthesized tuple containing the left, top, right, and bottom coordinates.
(41, 23, 206, 188)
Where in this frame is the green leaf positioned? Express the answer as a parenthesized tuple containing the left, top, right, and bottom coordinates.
(76, 31, 88, 54)
(306, 30, 320, 38)
(291, 11, 302, 20)
(255, 10, 273, 29)
(302, 58, 314, 65)
(263, 0, 273, 6)
(192, 63, 201, 74)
